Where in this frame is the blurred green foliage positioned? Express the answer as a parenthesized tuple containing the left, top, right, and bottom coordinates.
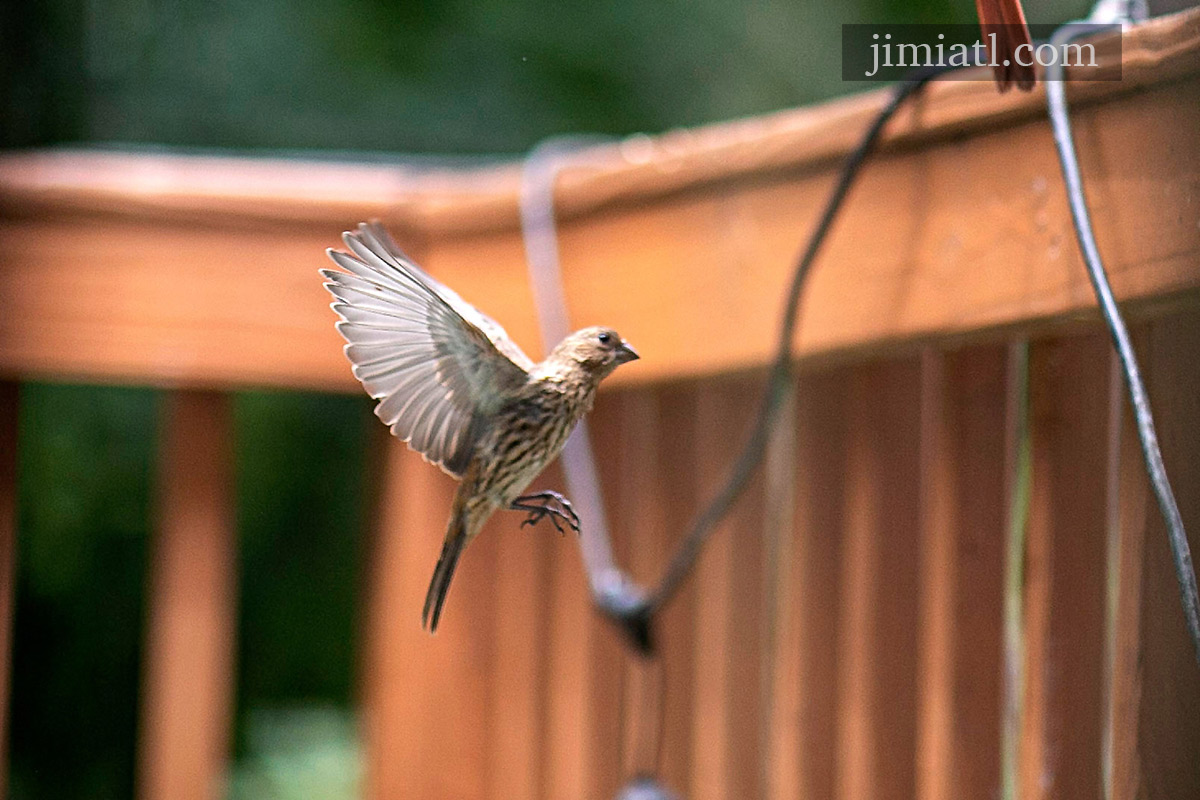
(3, 0, 1004, 154)
(12, 385, 153, 800)
(228, 706, 361, 800)
(232, 390, 370, 712)
(11, 386, 371, 800)
(3, 0, 1092, 798)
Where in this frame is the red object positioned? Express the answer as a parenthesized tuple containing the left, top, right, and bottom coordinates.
(975, 0, 1037, 91)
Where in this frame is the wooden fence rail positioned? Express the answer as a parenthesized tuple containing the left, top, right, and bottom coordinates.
(0, 9, 1198, 800)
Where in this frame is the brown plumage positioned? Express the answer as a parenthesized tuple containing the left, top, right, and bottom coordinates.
(321, 221, 638, 631)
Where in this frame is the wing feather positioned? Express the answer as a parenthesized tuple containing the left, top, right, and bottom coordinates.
(322, 223, 532, 477)
(353, 221, 535, 371)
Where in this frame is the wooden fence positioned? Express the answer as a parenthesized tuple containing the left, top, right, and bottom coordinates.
(1, 9, 1198, 800)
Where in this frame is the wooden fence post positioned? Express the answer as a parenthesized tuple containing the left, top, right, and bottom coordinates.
(0, 382, 17, 800)
(138, 391, 237, 800)
(837, 359, 922, 800)
(767, 370, 848, 800)
(1020, 336, 1111, 799)
(915, 347, 1008, 800)
(1109, 312, 1200, 799)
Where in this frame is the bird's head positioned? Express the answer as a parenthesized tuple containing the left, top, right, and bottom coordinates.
(548, 326, 639, 381)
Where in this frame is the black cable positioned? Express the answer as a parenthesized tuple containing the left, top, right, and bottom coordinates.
(519, 64, 983, 655)
(645, 65, 953, 617)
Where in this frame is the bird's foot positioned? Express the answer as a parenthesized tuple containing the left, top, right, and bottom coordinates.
(511, 491, 580, 536)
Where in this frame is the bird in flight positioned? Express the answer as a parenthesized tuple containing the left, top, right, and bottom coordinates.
(322, 222, 639, 631)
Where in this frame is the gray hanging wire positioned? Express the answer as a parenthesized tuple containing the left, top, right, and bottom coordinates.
(513, 14, 1196, 800)
(520, 136, 678, 800)
(1044, 17, 1200, 666)
(518, 135, 655, 641)
(516, 73, 950, 800)
(519, 19, 1200, 668)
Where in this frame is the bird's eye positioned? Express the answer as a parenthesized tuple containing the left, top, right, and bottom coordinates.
(597, 332, 612, 345)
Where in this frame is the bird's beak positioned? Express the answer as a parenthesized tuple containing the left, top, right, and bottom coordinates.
(615, 341, 640, 364)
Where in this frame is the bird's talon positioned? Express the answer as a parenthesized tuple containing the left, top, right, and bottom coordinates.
(511, 492, 580, 536)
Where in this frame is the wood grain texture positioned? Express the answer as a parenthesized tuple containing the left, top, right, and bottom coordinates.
(836, 359, 922, 800)
(0, 11, 1194, 235)
(689, 376, 767, 800)
(641, 384, 700, 796)
(483, 471, 551, 800)
(759, 379, 795, 800)
(137, 391, 236, 800)
(0, 382, 15, 800)
(539, 472, 623, 800)
(362, 432, 493, 800)
(1125, 310, 1200, 799)
(766, 369, 850, 800)
(538, 460, 591, 800)
(600, 387, 682, 788)
(612, 389, 663, 782)
(916, 346, 1007, 800)
(688, 380, 738, 800)
(1, 15, 1198, 392)
(1019, 335, 1112, 800)
(570, 396, 627, 800)
(2, 14, 1195, 796)
(0, 216, 359, 392)
(1108, 342, 1150, 800)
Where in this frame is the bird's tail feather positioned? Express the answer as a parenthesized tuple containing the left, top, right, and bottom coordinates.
(423, 514, 466, 632)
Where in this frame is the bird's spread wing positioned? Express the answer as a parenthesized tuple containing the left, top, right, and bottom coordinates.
(322, 222, 533, 477)
(352, 222, 535, 371)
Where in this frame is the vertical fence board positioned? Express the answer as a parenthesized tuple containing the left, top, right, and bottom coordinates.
(615, 388, 663, 781)
(1127, 310, 1200, 798)
(690, 376, 766, 800)
(761, 379, 798, 800)
(484, 473, 551, 800)
(431, 467, 496, 800)
(363, 437, 492, 800)
(722, 381, 767, 800)
(0, 382, 15, 800)
(917, 353, 953, 800)
(648, 384, 700, 795)
(1108, 344, 1149, 800)
(541, 487, 591, 800)
(758, 377, 795, 800)
(766, 369, 849, 800)
(138, 391, 236, 800)
(688, 382, 736, 800)
(585, 394, 634, 800)
(836, 359, 922, 800)
(1020, 335, 1111, 799)
(540, 519, 624, 800)
(540, 445, 624, 800)
(916, 346, 1008, 800)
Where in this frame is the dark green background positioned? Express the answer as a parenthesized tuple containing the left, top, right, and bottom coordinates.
(3, 0, 1087, 797)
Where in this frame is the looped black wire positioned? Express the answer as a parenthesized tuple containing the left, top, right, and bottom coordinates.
(520, 50, 1196, 664)
(642, 65, 954, 624)
(511, 64, 950, 652)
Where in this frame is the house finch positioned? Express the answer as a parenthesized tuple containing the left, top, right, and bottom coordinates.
(321, 222, 639, 631)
